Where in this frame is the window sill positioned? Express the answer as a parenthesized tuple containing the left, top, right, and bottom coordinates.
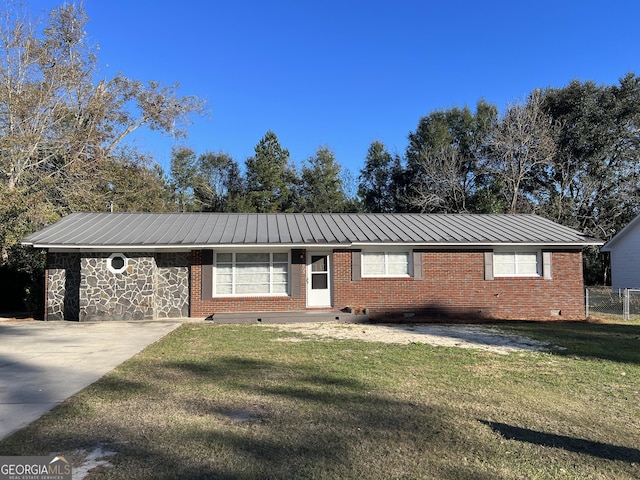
(494, 275, 542, 278)
(212, 293, 290, 297)
(361, 275, 412, 279)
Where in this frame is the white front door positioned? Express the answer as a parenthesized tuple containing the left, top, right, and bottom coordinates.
(307, 252, 332, 307)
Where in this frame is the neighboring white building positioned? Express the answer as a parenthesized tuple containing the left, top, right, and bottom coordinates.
(602, 214, 640, 289)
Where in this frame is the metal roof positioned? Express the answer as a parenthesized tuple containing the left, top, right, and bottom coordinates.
(21, 212, 603, 250)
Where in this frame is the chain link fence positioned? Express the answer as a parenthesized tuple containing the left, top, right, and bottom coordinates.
(627, 289, 640, 321)
(585, 287, 640, 320)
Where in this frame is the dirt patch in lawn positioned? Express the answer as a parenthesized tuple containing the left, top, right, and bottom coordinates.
(269, 322, 550, 354)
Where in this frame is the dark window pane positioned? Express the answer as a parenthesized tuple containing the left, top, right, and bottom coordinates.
(111, 256, 125, 270)
(312, 273, 328, 289)
(311, 256, 327, 272)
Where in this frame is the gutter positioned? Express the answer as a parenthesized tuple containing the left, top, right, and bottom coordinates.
(24, 240, 605, 252)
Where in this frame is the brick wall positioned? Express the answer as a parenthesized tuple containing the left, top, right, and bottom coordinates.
(189, 248, 586, 321)
(334, 249, 585, 320)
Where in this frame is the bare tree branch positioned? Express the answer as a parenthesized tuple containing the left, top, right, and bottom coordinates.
(487, 92, 557, 213)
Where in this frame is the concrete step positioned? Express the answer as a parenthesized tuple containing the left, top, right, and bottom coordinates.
(204, 310, 369, 324)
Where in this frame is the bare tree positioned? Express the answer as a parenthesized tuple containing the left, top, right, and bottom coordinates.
(487, 92, 557, 213)
(407, 144, 472, 213)
(0, 3, 205, 251)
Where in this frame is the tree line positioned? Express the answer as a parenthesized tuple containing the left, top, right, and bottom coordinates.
(2, 3, 639, 311)
(167, 78, 640, 286)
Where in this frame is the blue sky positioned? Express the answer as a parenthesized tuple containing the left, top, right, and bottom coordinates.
(28, 1, 640, 178)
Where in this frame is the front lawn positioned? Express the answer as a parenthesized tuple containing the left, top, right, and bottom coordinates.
(1, 320, 639, 479)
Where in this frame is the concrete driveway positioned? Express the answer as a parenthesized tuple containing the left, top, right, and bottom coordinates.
(0, 319, 182, 441)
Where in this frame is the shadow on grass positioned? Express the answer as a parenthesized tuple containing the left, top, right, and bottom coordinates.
(364, 317, 640, 364)
(166, 356, 266, 378)
(497, 321, 640, 365)
(162, 356, 479, 478)
(0, 353, 506, 479)
(86, 376, 154, 399)
(10, 328, 640, 479)
(481, 420, 640, 463)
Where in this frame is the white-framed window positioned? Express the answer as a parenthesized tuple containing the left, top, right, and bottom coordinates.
(494, 250, 541, 277)
(107, 253, 128, 274)
(214, 251, 289, 295)
(362, 251, 410, 277)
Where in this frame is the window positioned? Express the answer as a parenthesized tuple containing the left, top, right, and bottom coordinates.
(494, 251, 541, 276)
(107, 253, 128, 274)
(215, 252, 289, 295)
(362, 251, 409, 277)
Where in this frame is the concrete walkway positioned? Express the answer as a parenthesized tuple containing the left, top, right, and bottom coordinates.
(0, 320, 182, 441)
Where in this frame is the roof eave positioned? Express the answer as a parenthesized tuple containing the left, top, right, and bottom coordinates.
(351, 241, 602, 247)
(31, 240, 604, 252)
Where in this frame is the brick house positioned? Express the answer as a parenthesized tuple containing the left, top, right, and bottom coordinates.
(22, 212, 602, 321)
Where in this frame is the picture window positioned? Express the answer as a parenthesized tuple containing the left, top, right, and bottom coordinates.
(214, 251, 289, 295)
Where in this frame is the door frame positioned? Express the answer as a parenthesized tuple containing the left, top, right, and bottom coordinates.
(306, 251, 333, 308)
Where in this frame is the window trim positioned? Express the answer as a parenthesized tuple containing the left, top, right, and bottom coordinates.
(107, 253, 128, 274)
(361, 250, 411, 278)
(493, 249, 542, 277)
(213, 250, 290, 296)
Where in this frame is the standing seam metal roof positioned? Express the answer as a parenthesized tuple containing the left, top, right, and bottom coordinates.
(21, 212, 603, 248)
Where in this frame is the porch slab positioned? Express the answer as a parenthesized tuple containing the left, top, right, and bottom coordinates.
(204, 310, 369, 324)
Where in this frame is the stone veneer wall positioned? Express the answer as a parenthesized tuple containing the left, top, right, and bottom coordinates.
(42, 251, 190, 321)
(72, 251, 190, 321)
(155, 252, 190, 318)
(46, 252, 80, 320)
(80, 252, 156, 321)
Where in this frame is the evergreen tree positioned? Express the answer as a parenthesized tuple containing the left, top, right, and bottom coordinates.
(405, 101, 497, 213)
(193, 151, 247, 212)
(358, 141, 403, 212)
(170, 146, 197, 212)
(245, 131, 298, 212)
(542, 75, 640, 284)
(300, 147, 350, 212)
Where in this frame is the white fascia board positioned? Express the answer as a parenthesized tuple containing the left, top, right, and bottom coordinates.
(43, 243, 328, 252)
(45, 246, 194, 253)
(34, 240, 604, 252)
(351, 241, 603, 248)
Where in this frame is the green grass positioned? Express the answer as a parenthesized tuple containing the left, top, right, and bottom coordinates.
(1, 320, 639, 479)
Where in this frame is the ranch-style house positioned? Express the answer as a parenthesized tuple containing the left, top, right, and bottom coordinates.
(21, 212, 602, 322)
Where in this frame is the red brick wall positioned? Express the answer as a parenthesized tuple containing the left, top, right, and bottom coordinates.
(189, 248, 586, 320)
(333, 249, 585, 320)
